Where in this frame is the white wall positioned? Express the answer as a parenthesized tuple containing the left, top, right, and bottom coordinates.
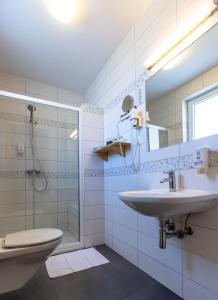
(0, 71, 83, 106)
(85, 0, 215, 109)
(84, 0, 218, 299)
(82, 104, 105, 248)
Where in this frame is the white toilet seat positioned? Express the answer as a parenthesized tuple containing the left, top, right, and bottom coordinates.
(3, 228, 63, 248)
(0, 228, 63, 260)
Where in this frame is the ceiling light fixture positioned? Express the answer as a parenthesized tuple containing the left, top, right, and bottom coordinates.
(144, 1, 218, 73)
(45, 0, 78, 23)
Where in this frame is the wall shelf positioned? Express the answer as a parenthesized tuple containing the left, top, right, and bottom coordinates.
(93, 142, 131, 161)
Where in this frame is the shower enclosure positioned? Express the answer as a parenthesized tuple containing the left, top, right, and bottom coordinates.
(0, 92, 81, 253)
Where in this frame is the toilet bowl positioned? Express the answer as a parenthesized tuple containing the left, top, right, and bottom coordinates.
(0, 228, 63, 294)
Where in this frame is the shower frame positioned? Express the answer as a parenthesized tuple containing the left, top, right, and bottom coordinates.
(0, 89, 85, 254)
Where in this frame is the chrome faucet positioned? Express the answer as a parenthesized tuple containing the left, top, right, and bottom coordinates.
(160, 170, 176, 192)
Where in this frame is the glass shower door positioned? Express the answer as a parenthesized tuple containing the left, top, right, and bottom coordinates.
(57, 107, 80, 247)
(0, 95, 27, 238)
(0, 93, 80, 252)
(25, 102, 80, 250)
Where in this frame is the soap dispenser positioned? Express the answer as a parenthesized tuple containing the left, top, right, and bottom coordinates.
(193, 148, 209, 174)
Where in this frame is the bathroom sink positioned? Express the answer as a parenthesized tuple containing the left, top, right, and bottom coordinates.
(118, 189, 218, 218)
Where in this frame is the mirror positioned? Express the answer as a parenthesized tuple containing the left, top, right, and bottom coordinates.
(146, 23, 218, 152)
(122, 95, 134, 114)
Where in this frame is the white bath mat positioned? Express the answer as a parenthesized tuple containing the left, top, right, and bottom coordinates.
(45, 247, 109, 278)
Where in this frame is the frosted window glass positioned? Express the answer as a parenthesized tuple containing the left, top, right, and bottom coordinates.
(193, 95, 218, 139)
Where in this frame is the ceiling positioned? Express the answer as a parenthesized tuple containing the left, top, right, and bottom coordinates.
(0, 0, 150, 94)
(146, 24, 218, 103)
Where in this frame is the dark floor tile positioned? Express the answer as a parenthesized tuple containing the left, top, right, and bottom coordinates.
(120, 285, 181, 300)
(0, 245, 182, 300)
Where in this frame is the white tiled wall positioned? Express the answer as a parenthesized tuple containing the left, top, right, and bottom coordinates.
(84, 0, 218, 299)
(0, 71, 83, 106)
(1, 0, 218, 297)
(82, 105, 105, 248)
(85, 0, 215, 108)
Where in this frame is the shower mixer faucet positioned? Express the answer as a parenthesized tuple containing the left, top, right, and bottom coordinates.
(26, 169, 41, 176)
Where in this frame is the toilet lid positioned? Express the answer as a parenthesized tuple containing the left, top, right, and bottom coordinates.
(3, 228, 63, 248)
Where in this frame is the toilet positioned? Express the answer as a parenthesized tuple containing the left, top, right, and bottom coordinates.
(0, 228, 63, 294)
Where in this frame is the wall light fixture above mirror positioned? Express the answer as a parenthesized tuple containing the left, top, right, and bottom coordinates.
(145, 20, 218, 152)
(144, 0, 218, 74)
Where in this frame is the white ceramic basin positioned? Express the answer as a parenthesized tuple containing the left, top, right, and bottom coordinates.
(118, 189, 218, 218)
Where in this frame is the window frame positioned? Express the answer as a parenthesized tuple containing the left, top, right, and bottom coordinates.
(184, 83, 218, 141)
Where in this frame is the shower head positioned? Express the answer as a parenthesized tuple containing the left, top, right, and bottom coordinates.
(27, 105, 36, 123)
(27, 104, 36, 112)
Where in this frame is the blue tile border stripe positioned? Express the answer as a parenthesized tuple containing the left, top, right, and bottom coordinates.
(84, 151, 218, 177)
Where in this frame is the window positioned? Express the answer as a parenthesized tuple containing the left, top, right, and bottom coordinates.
(187, 87, 218, 140)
